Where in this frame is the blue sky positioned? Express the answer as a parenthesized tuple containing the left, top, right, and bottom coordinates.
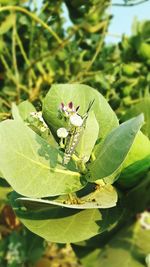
(107, 0, 150, 42)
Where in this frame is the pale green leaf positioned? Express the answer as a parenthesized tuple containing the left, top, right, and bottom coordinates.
(89, 114, 144, 181)
(18, 100, 36, 120)
(12, 101, 36, 121)
(17, 184, 118, 209)
(0, 119, 84, 198)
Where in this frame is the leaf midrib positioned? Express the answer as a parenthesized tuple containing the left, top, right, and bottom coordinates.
(15, 150, 80, 177)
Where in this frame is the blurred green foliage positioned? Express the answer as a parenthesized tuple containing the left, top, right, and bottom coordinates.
(0, 0, 149, 122)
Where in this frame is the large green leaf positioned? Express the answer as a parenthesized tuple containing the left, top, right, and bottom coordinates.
(0, 119, 84, 198)
(17, 184, 118, 209)
(89, 114, 144, 182)
(10, 192, 122, 243)
(42, 84, 118, 140)
(76, 111, 99, 162)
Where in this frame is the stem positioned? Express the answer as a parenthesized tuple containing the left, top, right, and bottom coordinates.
(60, 138, 65, 148)
(91, 152, 96, 162)
(12, 14, 20, 102)
(0, 6, 62, 44)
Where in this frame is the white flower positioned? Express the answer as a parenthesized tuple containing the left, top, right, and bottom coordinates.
(139, 211, 150, 230)
(70, 114, 83, 127)
(57, 127, 68, 138)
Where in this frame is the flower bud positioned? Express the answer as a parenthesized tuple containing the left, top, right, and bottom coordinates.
(70, 114, 83, 127)
(57, 127, 68, 138)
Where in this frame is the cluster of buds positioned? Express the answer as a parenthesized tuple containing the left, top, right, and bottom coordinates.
(57, 101, 84, 147)
(58, 102, 83, 127)
(30, 111, 48, 132)
(59, 102, 79, 117)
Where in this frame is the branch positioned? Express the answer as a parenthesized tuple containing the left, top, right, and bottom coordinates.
(112, 0, 149, 6)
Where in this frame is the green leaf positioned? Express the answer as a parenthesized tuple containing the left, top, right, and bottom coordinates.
(0, 14, 16, 35)
(42, 84, 118, 140)
(118, 131, 150, 187)
(17, 184, 118, 209)
(89, 114, 144, 182)
(122, 97, 150, 138)
(10, 192, 122, 243)
(76, 111, 99, 162)
(0, 119, 84, 198)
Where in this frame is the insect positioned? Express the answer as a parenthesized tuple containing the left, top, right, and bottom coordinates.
(63, 99, 95, 165)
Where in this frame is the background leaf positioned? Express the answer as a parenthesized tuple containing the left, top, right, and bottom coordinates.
(0, 13, 16, 35)
(74, 222, 149, 267)
(118, 131, 150, 187)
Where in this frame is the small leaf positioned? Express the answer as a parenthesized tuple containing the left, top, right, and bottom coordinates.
(89, 114, 144, 182)
(18, 100, 36, 120)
